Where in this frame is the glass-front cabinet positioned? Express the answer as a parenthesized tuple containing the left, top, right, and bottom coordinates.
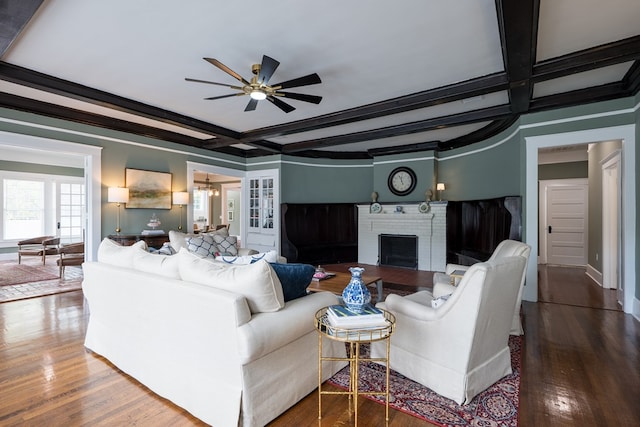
(245, 170, 279, 253)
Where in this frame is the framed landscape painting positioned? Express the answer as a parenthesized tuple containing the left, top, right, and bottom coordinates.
(125, 168, 172, 209)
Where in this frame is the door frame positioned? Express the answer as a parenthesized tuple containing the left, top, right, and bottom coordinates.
(186, 161, 245, 242)
(525, 124, 636, 314)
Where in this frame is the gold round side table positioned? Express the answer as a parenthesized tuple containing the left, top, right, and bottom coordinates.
(315, 306, 396, 426)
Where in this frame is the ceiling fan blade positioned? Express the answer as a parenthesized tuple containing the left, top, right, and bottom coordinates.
(266, 96, 295, 113)
(204, 93, 246, 101)
(244, 98, 259, 112)
(278, 91, 322, 104)
(203, 58, 251, 86)
(258, 55, 280, 85)
(185, 78, 243, 90)
(272, 73, 321, 89)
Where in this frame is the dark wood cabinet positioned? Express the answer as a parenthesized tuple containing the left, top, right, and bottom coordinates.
(108, 234, 169, 249)
(445, 196, 522, 265)
(281, 203, 358, 265)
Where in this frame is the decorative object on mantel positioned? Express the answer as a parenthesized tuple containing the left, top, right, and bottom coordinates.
(418, 189, 432, 213)
(341, 266, 371, 314)
(173, 191, 189, 230)
(142, 214, 165, 235)
(370, 191, 382, 214)
(437, 182, 446, 201)
(107, 187, 129, 234)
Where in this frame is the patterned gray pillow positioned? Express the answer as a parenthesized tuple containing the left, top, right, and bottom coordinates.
(186, 234, 217, 258)
(212, 234, 238, 256)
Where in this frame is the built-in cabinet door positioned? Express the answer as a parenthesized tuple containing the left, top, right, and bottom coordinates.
(245, 170, 279, 254)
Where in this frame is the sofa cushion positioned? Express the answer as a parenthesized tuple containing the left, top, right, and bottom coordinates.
(269, 263, 315, 302)
(212, 234, 238, 256)
(186, 234, 217, 258)
(132, 245, 180, 279)
(178, 249, 285, 313)
(97, 238, 147, 268)
(215, 250, 280, 265)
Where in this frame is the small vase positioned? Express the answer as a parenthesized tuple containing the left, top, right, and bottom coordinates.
(342, 267, 371, 313)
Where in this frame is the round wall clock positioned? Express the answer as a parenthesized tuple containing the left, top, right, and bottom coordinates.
(387, 166, 417, 196)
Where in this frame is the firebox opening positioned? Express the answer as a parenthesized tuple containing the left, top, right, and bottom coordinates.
(379, 234, 418, 269)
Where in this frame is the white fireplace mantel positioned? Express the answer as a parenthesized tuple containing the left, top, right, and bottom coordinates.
(357, 203, 447, 272)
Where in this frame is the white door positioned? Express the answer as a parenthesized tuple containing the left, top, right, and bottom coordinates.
(541, 179, 588, 266)
(602, 152, 621, 300)
(244, 169, 279, 254)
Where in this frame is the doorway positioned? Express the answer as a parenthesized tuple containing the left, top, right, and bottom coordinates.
(525, 125, 636, 314)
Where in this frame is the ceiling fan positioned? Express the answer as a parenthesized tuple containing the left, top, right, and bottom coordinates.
(186, 55, 322, 113)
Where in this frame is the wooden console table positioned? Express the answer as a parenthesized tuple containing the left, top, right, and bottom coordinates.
(108, 233, 169, 249)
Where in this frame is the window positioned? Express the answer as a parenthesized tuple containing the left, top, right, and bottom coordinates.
(192, 189, 209, 228)
(1, 172, 85, 244)
(59, 182, 85, 243)
(3, 179, 46, 240)
(248, 176, 274, 230)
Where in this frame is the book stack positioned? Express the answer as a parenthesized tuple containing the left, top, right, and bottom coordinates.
(326, 304, 388, 329)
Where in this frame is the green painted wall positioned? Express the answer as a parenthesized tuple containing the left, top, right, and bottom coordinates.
(0, 161, 83, 177)
(279, 157, 373, 203)
(372, 153, 436, 204)
(538, 161, 587, 180)
(436, 124, 522, 201)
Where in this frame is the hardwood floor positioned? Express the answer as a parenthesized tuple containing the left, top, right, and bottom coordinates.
(0, 265, 638, 426)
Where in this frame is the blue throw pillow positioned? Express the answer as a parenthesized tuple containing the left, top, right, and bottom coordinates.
(269, 263, 315, 302)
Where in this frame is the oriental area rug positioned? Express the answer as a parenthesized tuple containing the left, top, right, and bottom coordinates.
(328, 335, 521, 427)
(0, 260, 82, 303)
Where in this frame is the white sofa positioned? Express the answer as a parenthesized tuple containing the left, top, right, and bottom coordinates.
(82, 239, 346, 427)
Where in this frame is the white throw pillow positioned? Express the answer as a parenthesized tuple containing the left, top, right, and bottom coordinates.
(97, 238, 147, 268)
(178, 248, 285, 313)
(132, 245, 180, 279)
(214, 250, 280, 265)
(168, 230, 193, 252)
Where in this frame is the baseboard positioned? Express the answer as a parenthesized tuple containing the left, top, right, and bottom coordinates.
(0, 253, 17, 261)
(585, 264, 603, 287)
(633, 297, 640, 323)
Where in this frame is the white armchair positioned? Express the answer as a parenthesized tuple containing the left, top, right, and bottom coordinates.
(371, 255, 527, 405)
(433, 239, 531, 335)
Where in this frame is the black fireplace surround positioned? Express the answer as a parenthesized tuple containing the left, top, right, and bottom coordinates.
(379, 234, 418, 269)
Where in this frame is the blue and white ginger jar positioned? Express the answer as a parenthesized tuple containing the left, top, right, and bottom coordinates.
(342, 267, 371, 314)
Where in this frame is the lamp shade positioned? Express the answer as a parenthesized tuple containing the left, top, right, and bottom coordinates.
(108, 187, 129, 203)
(173, 191, 189, 205)
(436, 183, 446, 191)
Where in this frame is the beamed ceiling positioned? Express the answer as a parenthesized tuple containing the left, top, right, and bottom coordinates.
(1, 0, 639, 159)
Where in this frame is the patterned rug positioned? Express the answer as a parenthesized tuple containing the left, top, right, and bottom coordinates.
(0, 260, 83, 303)
(0, 262, 59, 286)
(328, 335, 521, 427)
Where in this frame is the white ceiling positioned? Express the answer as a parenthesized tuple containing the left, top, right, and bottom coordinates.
(1, 0, 639, 157)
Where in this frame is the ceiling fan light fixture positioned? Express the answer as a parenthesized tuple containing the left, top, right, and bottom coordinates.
(250, 89, 267, 100)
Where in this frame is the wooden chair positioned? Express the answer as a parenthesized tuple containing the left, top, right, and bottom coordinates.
(18, 236, 60, 265)
(57, 242, 85, 278)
